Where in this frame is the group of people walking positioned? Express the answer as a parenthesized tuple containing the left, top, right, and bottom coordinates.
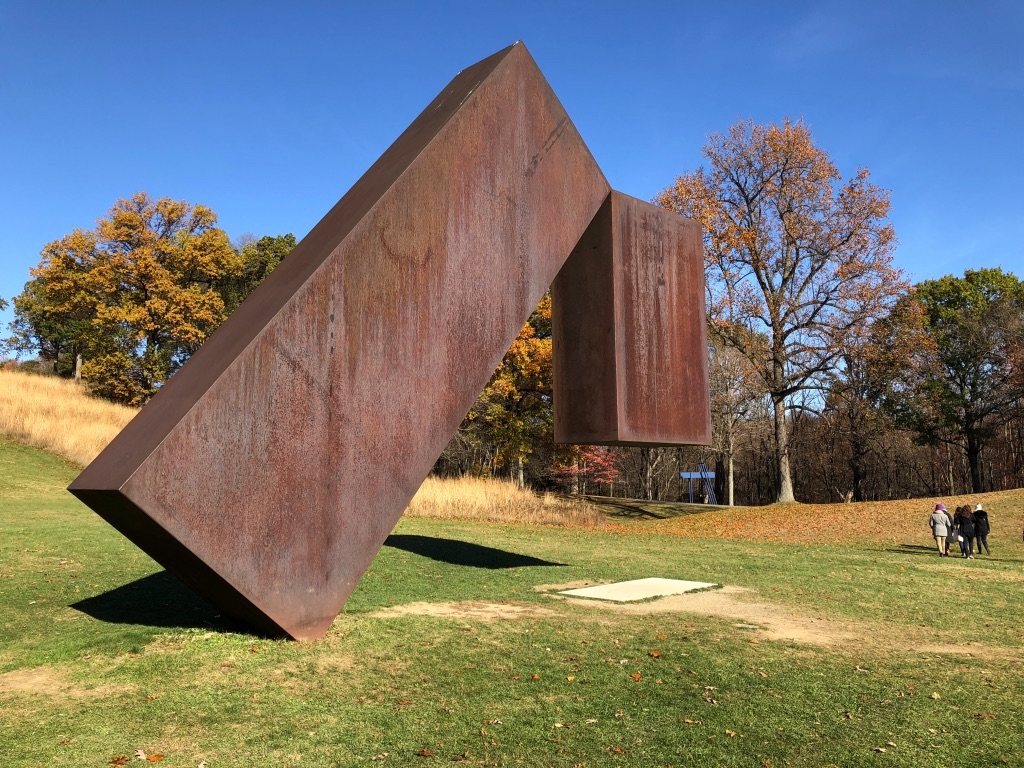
(929, 503, 991, 558)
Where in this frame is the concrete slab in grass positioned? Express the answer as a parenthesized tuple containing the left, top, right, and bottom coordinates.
(560, 577, 717, 602)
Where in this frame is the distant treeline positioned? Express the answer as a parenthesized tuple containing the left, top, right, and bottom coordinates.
(5, 120, 1023, 504)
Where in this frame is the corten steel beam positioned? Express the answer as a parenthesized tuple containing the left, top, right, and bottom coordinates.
(552, 191, 711, 445)
(69, 42, 710, 641)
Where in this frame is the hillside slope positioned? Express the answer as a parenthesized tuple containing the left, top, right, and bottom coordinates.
(0, 369, 137, 467)
(609, 490, 1024, 546)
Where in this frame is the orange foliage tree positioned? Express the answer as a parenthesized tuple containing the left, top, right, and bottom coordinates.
(657, 119, 904, 503)
(15, 193, 240, 404)
(466, 294, 554, 487)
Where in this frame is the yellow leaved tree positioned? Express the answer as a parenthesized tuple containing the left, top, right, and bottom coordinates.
(14, 193, 241, 405)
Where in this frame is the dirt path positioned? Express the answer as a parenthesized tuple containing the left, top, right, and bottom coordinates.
(372, 584, 1022, 661)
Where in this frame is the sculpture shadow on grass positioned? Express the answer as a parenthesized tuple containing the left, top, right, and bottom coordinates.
(582, 496, 720, 521)
(384, 534, 565, 569)
(71, 571, 245, 634)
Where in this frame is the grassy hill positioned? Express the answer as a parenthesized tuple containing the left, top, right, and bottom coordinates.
(2, 436, 1024, 767)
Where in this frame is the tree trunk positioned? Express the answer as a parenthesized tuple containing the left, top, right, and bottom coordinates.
(773, 395, 796, 503)
(728, 452, 735, 506)
(640, 447, 654, 500)
(966, 433, 983, 493)
(74, 354, 83, 382)
(516, 455, 525, 490)
(945, 443, 955, 495)
(850, 431, 866, 503)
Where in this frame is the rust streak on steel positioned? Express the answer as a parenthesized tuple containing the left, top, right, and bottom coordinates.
(68, 43, 710, 641)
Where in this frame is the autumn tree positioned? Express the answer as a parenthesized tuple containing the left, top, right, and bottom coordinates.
(657, 118, 902, 503)
(465, 294, 554, 488)
(884, 269, 1024, 493)
(11, 193, 241, 404)
(5, 274, 95, 377)
(219, 233, 297, 315)
(550, 445, 622, 496)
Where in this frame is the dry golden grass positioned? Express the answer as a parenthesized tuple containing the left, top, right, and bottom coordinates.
(405, 475, 607, 528)
(0, 369, 138, 467)
(0, 368, 598, 526)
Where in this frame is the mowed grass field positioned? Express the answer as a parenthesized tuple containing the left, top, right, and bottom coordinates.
(2, 437, 1024, 768)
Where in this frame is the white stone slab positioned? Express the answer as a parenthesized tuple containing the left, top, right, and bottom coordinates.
(559, 578, 716, 602)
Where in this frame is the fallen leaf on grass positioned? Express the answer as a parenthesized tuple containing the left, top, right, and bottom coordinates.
(585, 718, 598, 724)
(630, 672, 642, 682)
(609, 746, 624, 754)
(657, 634, 668, 640)
(417, 748, 433, 757)
(759, 671, 769, 678)
(531, 674, 540, 681)
(930, 693, 941, 700)
(566, 675, 576, 682)
(649, 650, 662, 658)
(725, 730, 737, 737)
(887, 741, 897, 747)
(843, 711, 853, 719)
(973, 713, 997, 720)
(110, 758, 128, 767)
(371, 753, 390, 761)
(873, 747, 887, 753)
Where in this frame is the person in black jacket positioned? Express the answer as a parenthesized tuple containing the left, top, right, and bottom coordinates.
(955, 505, 977, 559)
(973, 503, 991, 555)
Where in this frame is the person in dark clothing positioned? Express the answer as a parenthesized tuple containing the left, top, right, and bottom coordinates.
(944, 507, 955, 555)
(973, 503, 991, 555)
(951, 506, 964, 556)
(954, 505, 976, 559)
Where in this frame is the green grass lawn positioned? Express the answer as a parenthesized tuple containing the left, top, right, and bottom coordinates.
(2, 437, 1023, 767)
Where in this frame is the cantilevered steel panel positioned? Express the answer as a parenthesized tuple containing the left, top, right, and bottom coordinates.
(70, 42, 611, 639)
(553, 191, 711, 446)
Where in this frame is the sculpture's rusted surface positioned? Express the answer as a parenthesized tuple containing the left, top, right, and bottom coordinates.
(69, 42, 710, 640)
(552, 191, 711, 445)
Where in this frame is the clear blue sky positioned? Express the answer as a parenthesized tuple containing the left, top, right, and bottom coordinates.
(1, 0, 1022, 337)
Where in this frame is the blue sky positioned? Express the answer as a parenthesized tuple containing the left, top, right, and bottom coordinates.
(1, 0, 1022, 337)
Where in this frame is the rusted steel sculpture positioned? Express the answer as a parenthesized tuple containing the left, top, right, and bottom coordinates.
(69, 42, 710, 640)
